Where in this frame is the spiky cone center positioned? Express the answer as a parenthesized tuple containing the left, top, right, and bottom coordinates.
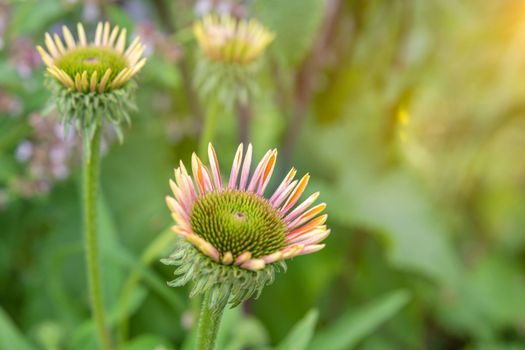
(193, 14, 274, 65)
(37, 22, 147, 93)
(190, 190, 286, 260)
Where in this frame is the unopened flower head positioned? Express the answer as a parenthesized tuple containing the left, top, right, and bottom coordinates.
(37, 22, 146, 93)
(37, 22, 147, 139)
(193, 14, 274, 65)
(163, 143, 329, 306)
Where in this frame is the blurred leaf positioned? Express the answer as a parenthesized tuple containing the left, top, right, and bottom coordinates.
(143, 56, 180, 89)
(308, 290, 410, 350)
(215, 306, 269, 350)
(10, 0, 66, 36)
(276, 309, 318, 350)
(256, 0, 325, 66)
(438, 254, 525, 339)
(0, 307, 36, 350)
(0, 61, 20, 87)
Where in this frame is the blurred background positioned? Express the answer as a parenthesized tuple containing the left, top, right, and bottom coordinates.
(1, 0, 525, 349)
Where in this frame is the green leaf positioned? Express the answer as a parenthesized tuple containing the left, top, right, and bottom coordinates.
(217, 307, 269, 350)
(0, 307, 37, 350)
(308, 290, 410, 350)
(276, 309, 318, 350)
(10, 0, 65, 36)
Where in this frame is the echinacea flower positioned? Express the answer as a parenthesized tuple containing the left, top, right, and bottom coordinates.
(37, 22, 147, 139)
(193, 15, 274, 106)
(193, 14, 274, 65)
(37, 22, 146, 93)
(163, 143, 329, 307)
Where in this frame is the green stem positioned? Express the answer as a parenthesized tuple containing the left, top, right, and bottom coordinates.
(195, 289, 229, 350)
(199, 100, 220, 158)
(83, 124, 112, 350)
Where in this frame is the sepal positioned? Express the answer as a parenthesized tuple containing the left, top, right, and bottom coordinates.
(45, 78, 137, 142)
(162, 239, 286, 308)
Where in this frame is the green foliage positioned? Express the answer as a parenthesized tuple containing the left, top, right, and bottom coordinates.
(276, 309, 318, 350)
(0, 308, 37, 350)
(308, 290, 411, 350)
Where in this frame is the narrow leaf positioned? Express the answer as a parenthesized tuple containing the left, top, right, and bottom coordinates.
(276, 309, 319, 350)
(308, 290, 411, 350)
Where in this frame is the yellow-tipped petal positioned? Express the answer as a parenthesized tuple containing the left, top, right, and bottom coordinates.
(241, 259, 266, 271)
(115, 28, 127, 53)
(62, 25, 76, 49)
(94, 22, 103, 46)
(53, 34, 65, 54)
(108, 25, 119, 47)
(74, 73, 82, 91)
(90, 70, 98, 92)
(131, 57, 147, 74)
(44, 33, 59, 58)
(124, 37, 141, 58)
(235, 251, 252, 265)
(98, 68, 112, 93)
(81, 71, 88, 91)
(77, 23, 87, 46)
(222, 252, 233, 265)
(36, 46, 54, 67)
(102, 22, 110, 46)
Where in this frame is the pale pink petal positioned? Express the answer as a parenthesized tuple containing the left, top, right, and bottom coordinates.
(287, 215, 328, 240)
(235, 251, 252, 265)
(169, 179, 191, 215)
(288, 204, 327, 230)
(239, 143, 253, 190)
(257, 150, 277, 195)
(261, 251, 283, 264)
(186, 234, 220, 261)
(228, 143, 244, 189)
(284, 192, 320, 223)
(191, 153, 205, 195)
(280, 174, 310, 214)
(287, 228, 330, 245)
(198, 159, 214, 193)
(247, 149, 272, 192)
(240, 258, 266, 271)
(281, 244, 305, 259)
(208, 143, 222, 190)
(270, 168, 296, 203)
(165, 196, 189, 221)
(272, 180, 298, 208)
(296, 244, 326, 256)
(178, 161, 197, 201)
(222, 252, 233, 265)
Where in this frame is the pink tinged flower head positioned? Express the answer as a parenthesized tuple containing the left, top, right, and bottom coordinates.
(166, 143, 330, 271)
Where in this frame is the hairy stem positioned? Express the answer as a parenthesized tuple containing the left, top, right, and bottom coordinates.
(196, 289, 229, 350)
(83, 124, 112, 350)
